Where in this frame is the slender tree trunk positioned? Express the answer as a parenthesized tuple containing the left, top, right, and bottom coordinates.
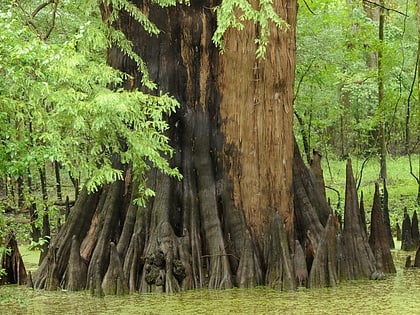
(54, 161, 62, 201)
(16, 176, 24, 210)
(417, 0, 420, 205)
(378, 0, 387, 181)
(27, 171, 41, 242)
(38, 165, 50, 264)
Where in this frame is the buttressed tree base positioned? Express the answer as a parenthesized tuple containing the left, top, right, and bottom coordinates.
(34, 0, 393, 293)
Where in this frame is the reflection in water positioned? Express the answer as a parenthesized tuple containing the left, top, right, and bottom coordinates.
(1, 249, 419, 314)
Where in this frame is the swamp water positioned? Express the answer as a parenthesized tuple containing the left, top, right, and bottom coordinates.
(1, 249, 419, 314)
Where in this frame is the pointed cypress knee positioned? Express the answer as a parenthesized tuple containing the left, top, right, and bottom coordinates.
(293, 240, 308, 287)
(368, 182, 396, 274)
(382, 179, 394, 249)
(65, 235, 87, 291)
(0, 232, 27, 285)
(266, 212, 295, 291)
(308, 214, 339, 288)
(414, 247, 420, 267)
(340, 159, 376, 280)
(102, 242, 128, 295)
(411, 211, 420, 248)
(401, 207, 416, 251)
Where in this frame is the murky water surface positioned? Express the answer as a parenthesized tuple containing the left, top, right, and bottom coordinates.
(1, 250, 419, 314)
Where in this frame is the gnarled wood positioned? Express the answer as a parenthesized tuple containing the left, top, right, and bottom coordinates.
(309, 149, 326, 199)
(30, 0, 385, 294)
(34, 187, 100, 289)
(293, 142, 329, 249)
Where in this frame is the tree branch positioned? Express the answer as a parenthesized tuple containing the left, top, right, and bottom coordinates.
(356, 155, 372, 191)
(16, 0, 58, 41)
(42, 0, 59, 40)
(363, 0, 408, 17)
(302, 0, 316, 15)
(32, 0, 55, 18)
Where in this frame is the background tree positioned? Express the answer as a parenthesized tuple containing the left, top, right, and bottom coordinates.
(295, 0, 418, 160)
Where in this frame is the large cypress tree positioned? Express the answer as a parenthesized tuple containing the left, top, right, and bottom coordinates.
(33, 0, 386, 293)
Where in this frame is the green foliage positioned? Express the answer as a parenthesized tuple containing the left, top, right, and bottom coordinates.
(295, 0, 419, 158)
(28, 236, 50, 252)
(0, 0, 181, 213)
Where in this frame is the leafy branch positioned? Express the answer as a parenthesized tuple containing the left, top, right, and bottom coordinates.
(212, 0, 288, 58)
(15, 0, 59, 40)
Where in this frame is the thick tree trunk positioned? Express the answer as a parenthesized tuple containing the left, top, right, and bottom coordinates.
(33, 0, 386, 293)
(34, 0, 297, 292)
